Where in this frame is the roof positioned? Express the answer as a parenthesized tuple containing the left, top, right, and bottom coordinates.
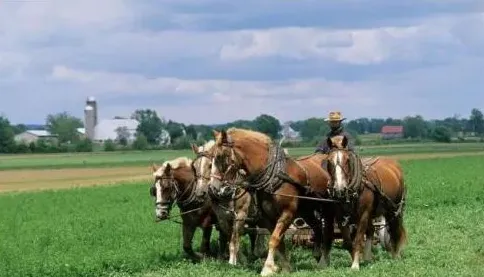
(77, 128, 85, 134)
(94, 119, 139, 141)
(381, 125, 404, 133)
(26, 130, 57, 137)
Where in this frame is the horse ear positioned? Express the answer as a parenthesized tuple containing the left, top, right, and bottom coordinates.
(342, 136, 348, 148)
(190, 143, 198, 154)
(212, 129, 220, 138)
(151, 163, 158, 173)
(221, 130, 228, 143)
(221, 129, 233, 144)
(164, 163, 172, 174)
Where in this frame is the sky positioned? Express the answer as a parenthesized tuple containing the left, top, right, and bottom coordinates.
(1, 0, 484, 125)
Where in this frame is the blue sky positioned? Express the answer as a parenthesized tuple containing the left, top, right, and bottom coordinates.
(1, 0, 483, 125)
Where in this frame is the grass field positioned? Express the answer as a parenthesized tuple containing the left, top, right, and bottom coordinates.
(1, 146, 484, 277)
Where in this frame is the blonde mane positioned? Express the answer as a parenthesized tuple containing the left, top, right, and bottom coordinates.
(153, 156, 193, 177)
(225, 127, 272, 146)
(198, 140, 216, 152)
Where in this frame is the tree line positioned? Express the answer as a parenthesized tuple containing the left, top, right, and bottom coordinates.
(0, 108, 483, 154)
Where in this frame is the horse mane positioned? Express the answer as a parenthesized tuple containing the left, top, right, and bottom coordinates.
(153, 156, 193, 177)
(225, 127, 272, 146)
(199, 139, 216, 152)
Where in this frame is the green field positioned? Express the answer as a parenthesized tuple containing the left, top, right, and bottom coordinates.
(1, 155, 484, 277)
(2, 142, 484, 170)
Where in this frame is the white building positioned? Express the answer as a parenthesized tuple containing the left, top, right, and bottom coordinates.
(279, 122, 302, 142)
(14, 130, 58, 144)
(83, 97, 171, 145)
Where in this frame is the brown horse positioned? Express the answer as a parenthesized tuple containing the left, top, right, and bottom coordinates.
(191, 140, 261, 264)
(150, 157, 216, 262)
(208, 128, 335, 276)
(324, 135, 407, 270)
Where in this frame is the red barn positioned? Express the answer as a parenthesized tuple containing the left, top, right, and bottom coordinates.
(381, 125, 404, 139)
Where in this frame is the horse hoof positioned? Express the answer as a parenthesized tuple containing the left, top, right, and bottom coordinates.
(350, 264, 360, 271)
(260, 264, 279, 276)
(317, 258, 330, 269)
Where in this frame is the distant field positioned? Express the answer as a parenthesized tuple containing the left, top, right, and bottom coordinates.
(1, 142, 484, 171)
(1, 155, 483, 277)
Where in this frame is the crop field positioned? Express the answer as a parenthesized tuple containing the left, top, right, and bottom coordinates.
(0, 144, 484, 277)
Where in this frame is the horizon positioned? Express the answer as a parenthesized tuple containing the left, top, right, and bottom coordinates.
(1, 1, 483, 124)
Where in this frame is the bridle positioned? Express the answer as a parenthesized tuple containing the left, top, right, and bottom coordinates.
(191, 151, 213, 183)
(326, 148, 361, 200)
(209, 141, 245, 187)
(150, 167, 201, 209)
(150, 175, 180, 208)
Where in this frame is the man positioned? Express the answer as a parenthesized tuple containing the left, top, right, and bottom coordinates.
(315, 111, 354, 154)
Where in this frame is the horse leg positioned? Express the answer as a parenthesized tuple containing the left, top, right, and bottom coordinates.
(229, 212, 246, 265)
(200, 225, 213, 257)
(217, 227, 229, 260)
(302, 215, 322, 263)
(182, 224, 200, 262)
(351, 206, 371, 270)
(260, 210, 294, 276)
(338, 222, 353, 253)
(276, 238, 292, 273)
(387, 213, 407, 259)
(248, 230, 258, 260)
(319, 209, 335, 268)
(363, 221, 374, 261)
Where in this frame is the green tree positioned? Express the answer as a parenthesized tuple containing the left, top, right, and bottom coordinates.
(12, 124, 27, 135)
(402, 115, 428, 139)
(253, 114, 281, 139)
(131, 109, 163, 145)
(0, 116, 15, 153)
(115, 126, 130, 146)
(104, 139, 117, 151)
(469, 108, 484, 135)
(298, 117, 328, 142)
(133, 133, 149, 150)
(75, 138, 93, 152)
(184, 124, 198, 140)
(165, 120, 185, 141)
(431, 126, 452, 143)
(45, 112, 83, 143)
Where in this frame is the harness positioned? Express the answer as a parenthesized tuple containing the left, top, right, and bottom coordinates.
(326, 151, 406, 226)
(150, 175, 203, 210)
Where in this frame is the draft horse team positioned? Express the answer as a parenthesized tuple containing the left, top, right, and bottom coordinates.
(149, 112, 407, 276)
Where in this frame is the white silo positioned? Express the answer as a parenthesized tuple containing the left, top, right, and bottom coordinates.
(86, 96, 98, 126)
(84, 97, 97, 141)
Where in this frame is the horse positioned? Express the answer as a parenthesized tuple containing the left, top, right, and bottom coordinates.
(190, 140, 261, 265)
(323, 135, 407, 270)
(208, 128, 335, 276)
(150, 156, 217, 262)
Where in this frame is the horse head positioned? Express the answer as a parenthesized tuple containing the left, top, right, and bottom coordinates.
(190, 140, 216, 192)
(325, 135, 362, 199)
(149, 157, 194, 221)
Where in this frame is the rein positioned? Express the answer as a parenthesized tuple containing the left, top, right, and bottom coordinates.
(327, 149, 363, 201)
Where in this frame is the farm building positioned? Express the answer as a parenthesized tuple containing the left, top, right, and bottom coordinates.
(14, 130, 58, 144)
(83, 97, 171, 145)
(380, 125, 404, 139)
(280, 122, 302, 142)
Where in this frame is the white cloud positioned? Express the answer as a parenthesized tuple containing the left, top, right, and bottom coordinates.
(1, 1, 483, 125)
(219, 13, 483, 64)
(47, 65, 405, 123)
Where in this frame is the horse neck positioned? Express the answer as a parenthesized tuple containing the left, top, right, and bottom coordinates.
(235, 138, 271, 175)
(173, 167, 196, 203)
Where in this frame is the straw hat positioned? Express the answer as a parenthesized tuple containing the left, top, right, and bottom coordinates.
(324, 111, 346, 122)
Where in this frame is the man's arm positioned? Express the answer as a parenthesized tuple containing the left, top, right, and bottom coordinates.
(314, 138, 329, 153)
(343, 132, 355, 151)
